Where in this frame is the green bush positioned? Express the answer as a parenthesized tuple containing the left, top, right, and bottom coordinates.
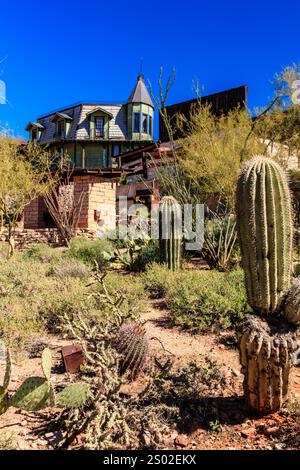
(99, 272, 148, 318)
(48, 258, 91, 279)
(23, 243, 60, 264)
(132, 241, 160, 272)
(142, 263, 177, 298)
(68, 237, 113, 268)
(166, 269, 249, 332)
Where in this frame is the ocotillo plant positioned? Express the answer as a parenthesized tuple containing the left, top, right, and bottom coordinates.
(0, 342, 90, 414)
(159, 196, 182, 271)
(236, 156, 299, 414)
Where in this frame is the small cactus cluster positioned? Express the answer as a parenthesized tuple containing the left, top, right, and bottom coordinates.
(0, 342, 90, 415)
(236, 156, 300, 414)
(115, 322, 149, 379)
(159, 196, 182, 271)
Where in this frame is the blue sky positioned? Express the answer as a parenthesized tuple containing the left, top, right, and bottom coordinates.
(0, 0, 299, 139)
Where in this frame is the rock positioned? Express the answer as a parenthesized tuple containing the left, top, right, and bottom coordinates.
(37, 438, 48, 446)
(263, 426, 281, 437)
(228, 447, 236, 450)
(141, 432, 152, 447)
(241, 428, 256, 438)
(45, 432, 54, 439)
(21, 419, 27, 427)
(274, 443, 285, 450)
(174, 434, 188, 447)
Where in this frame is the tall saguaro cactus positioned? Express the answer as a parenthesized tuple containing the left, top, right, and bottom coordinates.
(236, 157, 293, 314)
(236, 157, 299, 414)
(159, 196, 182, 271)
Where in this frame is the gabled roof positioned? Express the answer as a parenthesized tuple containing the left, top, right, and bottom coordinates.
(85, 106, 114, 119)
(128, 74, 154, 107)
(25, 122, 45, 131)
(50, 112, 73, 122)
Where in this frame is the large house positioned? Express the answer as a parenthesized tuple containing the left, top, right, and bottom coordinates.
(25, 74, 155, 168)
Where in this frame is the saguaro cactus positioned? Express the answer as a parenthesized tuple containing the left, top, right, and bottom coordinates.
(159, 196, 182, 271)
(236, 156, 293, 314)
(236, 157, 298, 414)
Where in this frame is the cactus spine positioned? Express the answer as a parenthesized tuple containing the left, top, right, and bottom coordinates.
(236, 157, 298, 414)
(236, 156, 293, 315)
(159, 196, 182, 271)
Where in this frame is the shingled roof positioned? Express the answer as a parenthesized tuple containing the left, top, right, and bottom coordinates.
(128, 74, 154, 107)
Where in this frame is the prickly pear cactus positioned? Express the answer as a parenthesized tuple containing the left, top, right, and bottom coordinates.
(41, 348, 52, 380)
(283, 279, 300, 326)
(236, 156, 293, 315)
(159, 196, 182, 271)
(56, 383, 90, 409)
(115, 322, 149, 379)
(10, 377, 50, 411)
(236, 157, 297, 414)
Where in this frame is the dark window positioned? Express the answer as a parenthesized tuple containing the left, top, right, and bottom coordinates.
(56, 120, 65, 138)
(95, 116, 104, 138)
(31, 128, 37, 141)
(142, 114, 148, 133)
(133, 112, 140, 133)
(113, 144, 121, 157)
(149, 115, 153, 136)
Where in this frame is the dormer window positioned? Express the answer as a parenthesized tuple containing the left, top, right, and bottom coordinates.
(95, 116, 104, 138)
(51, 112, 73, 140)
(25, 122, 45, 141)
(56, 120, 65, 138)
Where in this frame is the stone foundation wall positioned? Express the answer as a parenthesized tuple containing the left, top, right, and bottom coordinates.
(0, 227, 100, 249)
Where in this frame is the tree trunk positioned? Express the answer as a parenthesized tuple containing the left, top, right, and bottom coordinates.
(7, 223, 15, 258)
(238, 315, 298, 414)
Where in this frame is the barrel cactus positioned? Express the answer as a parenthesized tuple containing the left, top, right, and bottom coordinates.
(236, 156, 299, 414)
(159, 196, 182, 271)
(115, 322, 149, 379)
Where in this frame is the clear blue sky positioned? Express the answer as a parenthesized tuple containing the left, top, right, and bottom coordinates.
(0, 0, 299, 139)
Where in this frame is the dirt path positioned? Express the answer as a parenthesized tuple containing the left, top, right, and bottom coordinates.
(142, 299, 241, 372)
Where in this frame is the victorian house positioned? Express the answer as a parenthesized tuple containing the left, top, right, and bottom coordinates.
(25, 74, 154, 168)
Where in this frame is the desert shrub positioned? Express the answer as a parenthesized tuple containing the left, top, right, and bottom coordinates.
(131, 240, 160, 272)
(48, 258, 91, 279)
(101, 272, 148, 317)
(68, 237, 113, 267)
(142, 263, 177, 298)
(166, 269, 249, 332)
(0, 256, 95, 343)
(23, 242, 60, 264)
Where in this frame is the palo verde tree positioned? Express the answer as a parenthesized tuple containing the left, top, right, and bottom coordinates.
(0, 136, 58, 257)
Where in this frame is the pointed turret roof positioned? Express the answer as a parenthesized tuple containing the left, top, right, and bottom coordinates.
(128, 74, 154, 107)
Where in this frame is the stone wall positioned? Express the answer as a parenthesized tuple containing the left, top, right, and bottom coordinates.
(0, 227, 100, 250)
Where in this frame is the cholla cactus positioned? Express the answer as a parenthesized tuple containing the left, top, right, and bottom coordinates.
(115, 322, 149, 379)
(236, 157, 298, 414)
(159, 196, 182, 271)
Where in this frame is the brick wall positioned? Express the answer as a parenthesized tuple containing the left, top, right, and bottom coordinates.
(24, 175, 117, 234)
